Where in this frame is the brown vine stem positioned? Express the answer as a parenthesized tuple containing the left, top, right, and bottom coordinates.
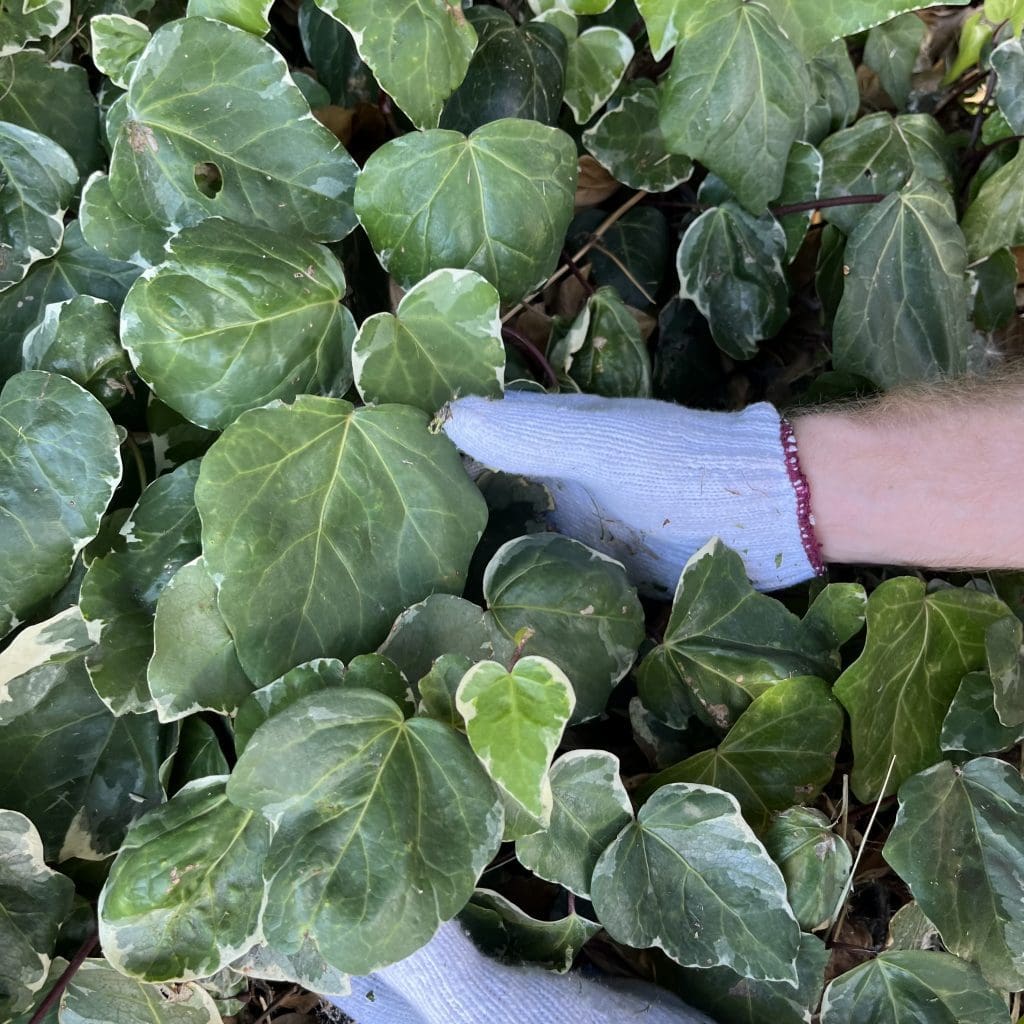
(502, 189, 648, 325)
(502, 325, 559, 390)
(561, 249, 596, 297)
(770, 193, 887, 217)
(29, 930, 99, 1024)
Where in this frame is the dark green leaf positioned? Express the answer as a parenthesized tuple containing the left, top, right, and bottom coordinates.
(418, 652, 472, 726)
(971, 248, 1019, 332)
(169, 716, 230, 792)
(355, 119, 578, 305)
(941, 671, 1024, 756)
(227, 689, 503, 973)
(987, 614, 1024, 727)
(863, 14, 927, 108)
(79, 172, 170, 267)
(992, 38, 1024, 135)
(962, 148, 1024, 260)
(0, 371, 121, 636)
(776, 142, 823, 262)
(197, 397, 487, 683)
(802, 41, 860, 145)
(297, 0, 377, 106)
(0, 0, 69, 56)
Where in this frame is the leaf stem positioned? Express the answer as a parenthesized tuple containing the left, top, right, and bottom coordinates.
(770, 193, 887, 217)
(28, 930, 99, 1024)
(934, 67, 990, 114)
(502, 325, 559, 390)
(561, 249, 596, 297)
(124, 433, 148, 491)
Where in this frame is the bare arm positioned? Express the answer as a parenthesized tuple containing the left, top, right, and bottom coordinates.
(790, 362, 1024, 572)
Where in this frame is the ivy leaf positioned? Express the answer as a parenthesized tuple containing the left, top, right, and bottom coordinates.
(676, 202, 789, 359)
(971, 248, 1019, 332)
(834, 578, 1008, 800)
(297, 0, 377, 106)
(196, 397, 487, 684)
(821, 948, 1012, 1023)
(862, 14, 927, 108)
(818, 113, 955, 235)
(776, 141, 823, 262)
(418, 653, 471, 726)
(122, 219, 355, 430)
(231, 937, 348, 994)
(636, 540, 849, 731)
(763, 807, 851, 932)
(89, 14, 151, 88)
(515, 749, 633, 898)
(961, 148, 1024, 259)
(482, 534, 645, 723)
(355, 119, 578, 304)
(441, 8, 567, 132)
(379, 594, 511, 688)
(459, 889, 600, 973)
(0, 608, 165, 861)
(987, 0, 1024, 36)
(61, 960, 223, 1024)
(0, 124, 78, 292)
(80, 461, 202, 715)
(582, 81, 693, 194)
(550, 286, 653, 398)
(941, 671, 1024, 757)
(803, 41, 860, 145)
(148, 558, 254, 722)
(78, 173, 169, 269)
(987, 615, 1024, 727)
(227, 689, 504, 974)
(0, 372, 121, 637)
(0, 811, 74, 1021)
(884, 757, 1024, 991)
(529, 0, 616, 14)
(659, 0, 810, 213)
(992, 39, 1024, 134)
(109, 17, 358, 241)
(353, 268, 504, 413)
(99, 777, 271, 982)
(832, 178, 969, 389)
(312, 0, 477, 129)
(168, 717, 229, 792)
(591, 783, 801, 982)
(0, 0, 69, 57)
(186, 0, 273, 34)
(0, 50, 103, 177)
(564, 26, 634, 125)
(457, 656, 575, 829)
(642, 677, 844, 831)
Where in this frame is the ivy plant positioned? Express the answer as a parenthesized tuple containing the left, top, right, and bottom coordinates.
(1, 1, 1023, 1023)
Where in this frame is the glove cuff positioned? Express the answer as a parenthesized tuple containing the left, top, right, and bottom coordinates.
(779, 415, 826, 577)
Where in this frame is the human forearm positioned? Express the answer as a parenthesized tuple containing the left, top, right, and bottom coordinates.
(790, 365, 1024, 571)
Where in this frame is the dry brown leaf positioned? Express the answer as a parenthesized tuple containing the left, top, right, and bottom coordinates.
(312, 105, 355, 145)
(575, 155, 620, 210)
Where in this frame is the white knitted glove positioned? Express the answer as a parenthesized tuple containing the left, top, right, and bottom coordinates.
(442, 391, 824, 594)
(326, 920, 715, 1024)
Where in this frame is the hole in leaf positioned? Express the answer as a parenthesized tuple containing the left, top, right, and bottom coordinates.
(194, 162, 223, 198)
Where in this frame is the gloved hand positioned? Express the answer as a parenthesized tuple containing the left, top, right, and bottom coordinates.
(326, 920, 715, 1024)
(442, 390, 825, 595)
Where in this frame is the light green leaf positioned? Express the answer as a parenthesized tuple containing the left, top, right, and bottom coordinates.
(885, 757, 1024, 991)
(297, 0, 378, 106)
(233, 658, 346, 756)
(122, 218, 355, 429)
(227, 688, 503, 974)
(529, 0, 615, 14)
(564, 26, 633, 125)
(457, 655, 574, 828)
(483, 533, 645, 723)
(0, 372, 121, 636)
(818, 113, 955, 235)
(821, 948, 1011, 1024)
(992, 38, 1024, 136)
(459, 889, 600, 973)
(99, 776, 271, 982)
(230, 937, 348, 995)
(418, 653, 471, 726)
(196, 397, 487, 684)
(312, 0, 477, 129)
(941, 671, 1024, 756)
(0, 0, 69, 58)
(353, 268, 504, 413)
(944, 11, 994, 85)
(636, 540, 847, 731)
(515, 749, 632, 898)
(0, 123, 77, 292)
(642, 677, 844, 830)
(591, 783, 801, 982)
(582, 80, 693, 193)
(962, 148, 1024, 260)
(0, 607, 165, 860)
(863, 14, 927, 108)
(61, 960, 222, 1024)
(834, 578, 1008, 800)
(832, 178, 969, 390)
(354, 119, 578, 305)
(186, 0, 272, 34)
(776, 142, 823, 262)
(21, 296, 131, 408)
(987, 614, 1024, 726)
(148, 557, 253, 722)
(676, 202, 789, 359)
(763, 807, 851, 932)
(760, 0, 971, 57)
(440, 8, 567, 133)
(89, 14, 151, 88)
(80, 172, 170, 267)
(0, 50, 103, 177)
(659, 0, 810, 213)
(80, 461, 202, 715)
(109, 17, 358, 241)
(0, 811, 74, 1021)
(988, 0, 1024, 35)
(550, 286, 653, 398)
(668, 932, 829, 1024)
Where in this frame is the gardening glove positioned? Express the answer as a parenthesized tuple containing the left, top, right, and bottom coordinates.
(442, 390, 824, 595)
(326, 920, 715, 1024)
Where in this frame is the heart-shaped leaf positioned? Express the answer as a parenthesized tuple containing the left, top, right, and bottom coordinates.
(79, 173, 169, 267)
(564, 26, 633, 125)
(89, 14, 151, 88)
(0, 0, 69, 58)
(186, 0, 273, 34)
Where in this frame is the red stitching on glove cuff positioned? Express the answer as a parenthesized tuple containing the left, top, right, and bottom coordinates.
(779, 416, 826, 577)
